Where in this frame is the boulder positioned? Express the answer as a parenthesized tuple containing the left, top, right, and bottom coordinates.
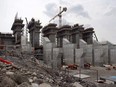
(73, 82, 83, 87)
(18, 82, 31, 87)
(39, 83, 51, 87)
(0, 76, 17, 87)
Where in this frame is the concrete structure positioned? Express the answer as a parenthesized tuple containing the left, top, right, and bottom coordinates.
(42, 23, 58, 44)
(28, 18, 42, 49)
(11, 18, 24, 44)
(71, 24, 84, 48)
(0, 33, 14, 45)
(83, 28, 94, 44)
(63, 38, 75, 64)
(0, 15, 116, 69)
(42, 37, 52, 66)
(42, 23, 116, 69)
(42, 37, 61, 69)
(57, 25, 71, 47)
(21, 35, 32, 52)
(0, 33, 14, 49)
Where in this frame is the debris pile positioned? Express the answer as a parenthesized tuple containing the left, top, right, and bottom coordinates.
(0, 51, 107, 87)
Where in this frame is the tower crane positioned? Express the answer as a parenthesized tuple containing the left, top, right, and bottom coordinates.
(49, 7, 67, 27)
(93, 32, 98, 41)
(25, 17, 29, 44)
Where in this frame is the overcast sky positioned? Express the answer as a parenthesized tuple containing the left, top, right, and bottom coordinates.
(0, 0, 116, 44)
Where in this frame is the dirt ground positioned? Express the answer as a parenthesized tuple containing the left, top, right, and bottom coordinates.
(68, 66, 116, 87)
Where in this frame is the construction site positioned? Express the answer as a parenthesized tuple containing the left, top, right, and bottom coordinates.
(0, 5, 116, 87)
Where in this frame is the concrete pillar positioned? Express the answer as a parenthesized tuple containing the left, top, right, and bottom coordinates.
(83, 28, 94, 44)
(42, 23, 58, 46)
(57, 25, 71, 47)
(28, 18, 42, 49)
(71, 24, 84, 48)
(11, 18, 24, 44)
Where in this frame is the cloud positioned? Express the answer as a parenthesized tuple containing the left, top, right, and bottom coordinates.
(59, 0, 69, 5)
(104, 7, 116, 16)
(44, 2, 70, 25)
(44, 3, 58, 18)
(69, 4, 91, 19)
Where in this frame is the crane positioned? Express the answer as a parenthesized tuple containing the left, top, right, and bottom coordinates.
(93, 32, 98, 41)
(49, 6, 67, 27)
(25, 17, 29, 44)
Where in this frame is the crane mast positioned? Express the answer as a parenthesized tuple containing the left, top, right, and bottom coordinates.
(25, 17, 29, 44)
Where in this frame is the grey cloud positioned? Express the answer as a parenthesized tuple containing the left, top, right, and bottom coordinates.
(44, 3, 58, 18)
(62, 18, 70, 25)
(69, 4, 91, 19)
(44, 2, 70, 25)
(59, 0, 69, 5)
(104, 7, 116, 16)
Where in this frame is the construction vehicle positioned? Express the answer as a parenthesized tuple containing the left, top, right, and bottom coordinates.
(84, 63, 91, 69)
(67, 64, 78, 70)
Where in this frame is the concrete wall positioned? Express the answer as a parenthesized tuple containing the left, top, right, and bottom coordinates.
(52, 48, 61, 69)
(21, 44, 32, 52)
(3, 38, 14, 45)
(63, 38, 75, 64)
(110, 49, 116, 64)
(43, 36, 116, 68)
(79, 39, 87, 48)
(75, 48, 84, 66)
(84, 45, 93, 64)
(43, 37, 61, 68)
(102, 45, 109, 64)
(94, 46, 104, 66)
(43, 37, 52, 66)
(34, 31, 40, 48)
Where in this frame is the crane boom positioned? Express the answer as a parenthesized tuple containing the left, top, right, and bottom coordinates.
(49, 7, 67, 27)
(25, 17, 28, 25)
(49, 10, 64, 22)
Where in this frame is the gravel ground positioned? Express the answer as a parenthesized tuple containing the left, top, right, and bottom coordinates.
(68, 66, 116, 87)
